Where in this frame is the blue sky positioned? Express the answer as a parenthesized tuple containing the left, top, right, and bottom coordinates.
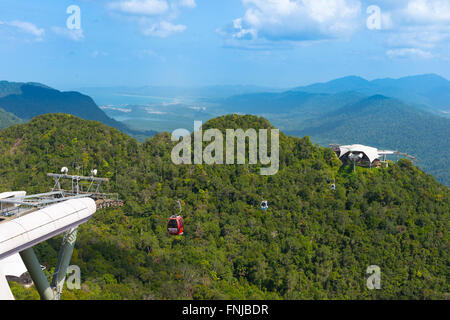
(0, 0, 449, 89)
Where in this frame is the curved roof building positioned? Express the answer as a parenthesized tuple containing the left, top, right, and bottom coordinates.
(337, 144, 381, 164)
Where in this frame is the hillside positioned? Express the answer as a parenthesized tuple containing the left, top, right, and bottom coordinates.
(214, 86, 450, 186)
(287, 95, 450, 186)
(293, 74, 450, 115)
(0, 81, 52, 98)
(0, 81, 157, 138)
(219, 91, 365, 117)
(1, 113, 448, 300)
(216, 91, 367, 132)
(0, 107, 22, 129)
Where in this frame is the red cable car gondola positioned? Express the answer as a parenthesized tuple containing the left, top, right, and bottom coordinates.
(167, 215, 184, 236)
(167, 200, 184, 236)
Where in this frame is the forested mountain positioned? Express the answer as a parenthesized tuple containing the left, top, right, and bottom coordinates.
(0, 107, 22, 129)
(219, 91, 365, 116)
(217, 74, 450, 117)
(286, 95, 450, 186)
(1, 114, 448, 300)
(214, 83, 450, 186)
(0, 81, 52, 98)
(0, 81, 157, 138)
(293, 74, 450, 115)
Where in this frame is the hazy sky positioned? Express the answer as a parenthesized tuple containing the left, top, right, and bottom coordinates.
(0, 0, 449, 89)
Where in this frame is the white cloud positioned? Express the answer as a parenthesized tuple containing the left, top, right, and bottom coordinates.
(92, 50, 109, 58)
(223, 0, 362, 42)
(403, 0, 450, 23)
(179, 0, 196, 8)
(141, 20, 186, 37)
(386, 48, 434, 59)
(108, 0, 194, 37)
(380, 0, 450, 57)
(221, 0, 450, 57)
(52, 27, 84, 41)
(386, 27, 449, 49)
(8, 20, 44, 37)
(109, 0, 169, 15)
(0, 20, 45, 40)
(137, 49, 167, 61)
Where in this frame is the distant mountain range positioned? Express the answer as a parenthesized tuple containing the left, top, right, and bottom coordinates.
(292, 74, 450, 116)
(77, 74, 450, 117)
(0, 81, 157, 138)
(0, 74, 448, 185)
(218, 91, 366, 122)
(215, 74, 450, 186)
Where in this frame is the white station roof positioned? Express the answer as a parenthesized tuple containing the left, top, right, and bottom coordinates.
(0, 197, 96, 261)
(338, 144, 381, 163)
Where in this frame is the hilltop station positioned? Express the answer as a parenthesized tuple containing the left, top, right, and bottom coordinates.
(331, 144, 417, 170)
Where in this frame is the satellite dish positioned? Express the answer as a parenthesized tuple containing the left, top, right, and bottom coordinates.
(61, 167, 69, 174)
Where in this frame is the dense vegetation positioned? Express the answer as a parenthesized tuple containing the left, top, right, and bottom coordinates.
(218, 91, 450, 186)
(0, 114, 448, 300)
(288, 95, 450, 186)
(214, 75, 450, 186)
